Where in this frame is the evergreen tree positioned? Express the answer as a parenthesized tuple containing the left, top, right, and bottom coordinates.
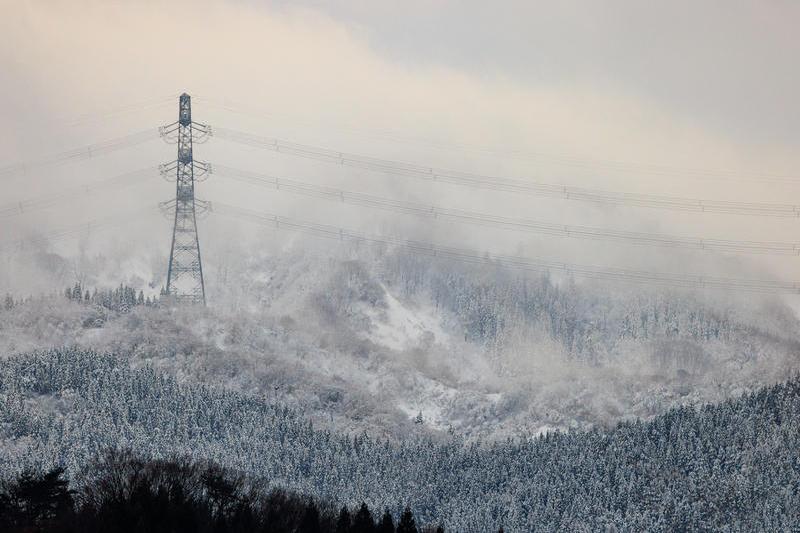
(352, 502, 376, 533)
(72, 283, 82, 301)
(2, 347, 800, 532)
(1, 467, 73, 529)
(298, 502, 323, 533)
(397, 507, 417, 533)
(335, 506, 352, 533)
(377, 510, 395, 533)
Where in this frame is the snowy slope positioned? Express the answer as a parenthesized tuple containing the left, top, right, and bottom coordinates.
(2, 348, 800, 532)
(361, 284, 450, 350)
(1, 246, 799, 441)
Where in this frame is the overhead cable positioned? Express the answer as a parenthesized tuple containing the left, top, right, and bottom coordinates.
(197, 97, 797, 183)
(212, 202, 800, 295)
(212, 127, 800, 217)
(0, 167, 159, 219)
(0, 129, 160, 179)
(214, 164, 800, 256)
(0, 206, 157, 255)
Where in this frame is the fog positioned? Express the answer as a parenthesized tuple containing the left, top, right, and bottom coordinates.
(1, 0, 800, 302)
(3, 7, 800, 530)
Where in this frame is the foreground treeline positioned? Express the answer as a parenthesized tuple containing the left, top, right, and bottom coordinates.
(2, 349, 799, 531)
(0, 452, 443, 533)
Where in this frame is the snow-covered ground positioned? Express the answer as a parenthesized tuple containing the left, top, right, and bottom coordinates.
(1, 246, 799, 441)
(361, 284, 450, 351)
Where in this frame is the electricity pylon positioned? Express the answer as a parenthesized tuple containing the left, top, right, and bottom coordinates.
(160, 93, 211, 305)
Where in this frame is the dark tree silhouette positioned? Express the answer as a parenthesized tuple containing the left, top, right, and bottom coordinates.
(0, 453, 432, 533)
(377, 509, 396, 533)
(335, 505, 352, 533)
(351, 502, 377, 533)
(200, 465, 240, 519)
(298, 502, 323, 533)
(0, 467, 73, 531)
(397, 506, 418, 533)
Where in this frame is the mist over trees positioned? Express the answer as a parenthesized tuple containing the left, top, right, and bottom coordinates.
(1, 249, 798, 531)
(3, 1, 799, 531)
(2, 248, 797, 441)
(64, 281, 158, 313)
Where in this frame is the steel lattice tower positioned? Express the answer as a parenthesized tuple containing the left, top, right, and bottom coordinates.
(162, 93, 210, 305)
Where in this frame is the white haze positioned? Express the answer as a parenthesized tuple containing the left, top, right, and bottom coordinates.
(2, 242, 799, 442)
(1, 1, 800, 438)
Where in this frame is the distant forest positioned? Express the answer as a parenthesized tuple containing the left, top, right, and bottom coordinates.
(1, 348, 799, 531)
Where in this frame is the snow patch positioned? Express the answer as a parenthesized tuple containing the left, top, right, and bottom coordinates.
(362, 285, 449, 351)
(534, 425, 559, 438)
(396, 378, 459, 431)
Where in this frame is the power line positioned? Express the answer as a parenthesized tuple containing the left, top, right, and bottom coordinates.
(12, 95, 177, 129)
(0, 167, 159, 219)
(212, 127, 800, 217)
(211, 202, 800, 295)
(0, 129, 160, 179)
(197, 97, 798, 183)
(0, 206, 157, 255)
(59, 95, 177, 127)
(213, 164, 800, 256)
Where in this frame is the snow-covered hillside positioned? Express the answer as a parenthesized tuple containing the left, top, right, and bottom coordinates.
(2, 245, 798, 441)
(1, 348, 799, 532)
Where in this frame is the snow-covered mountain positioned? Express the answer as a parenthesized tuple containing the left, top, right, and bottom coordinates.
(2, 244, 798, 441)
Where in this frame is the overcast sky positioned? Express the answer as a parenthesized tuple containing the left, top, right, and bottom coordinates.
(1, 1, 799, 296)
(265, 0, 800, 146)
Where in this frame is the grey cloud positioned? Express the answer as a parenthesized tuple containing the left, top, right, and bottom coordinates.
(262, 0, 800, 144)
